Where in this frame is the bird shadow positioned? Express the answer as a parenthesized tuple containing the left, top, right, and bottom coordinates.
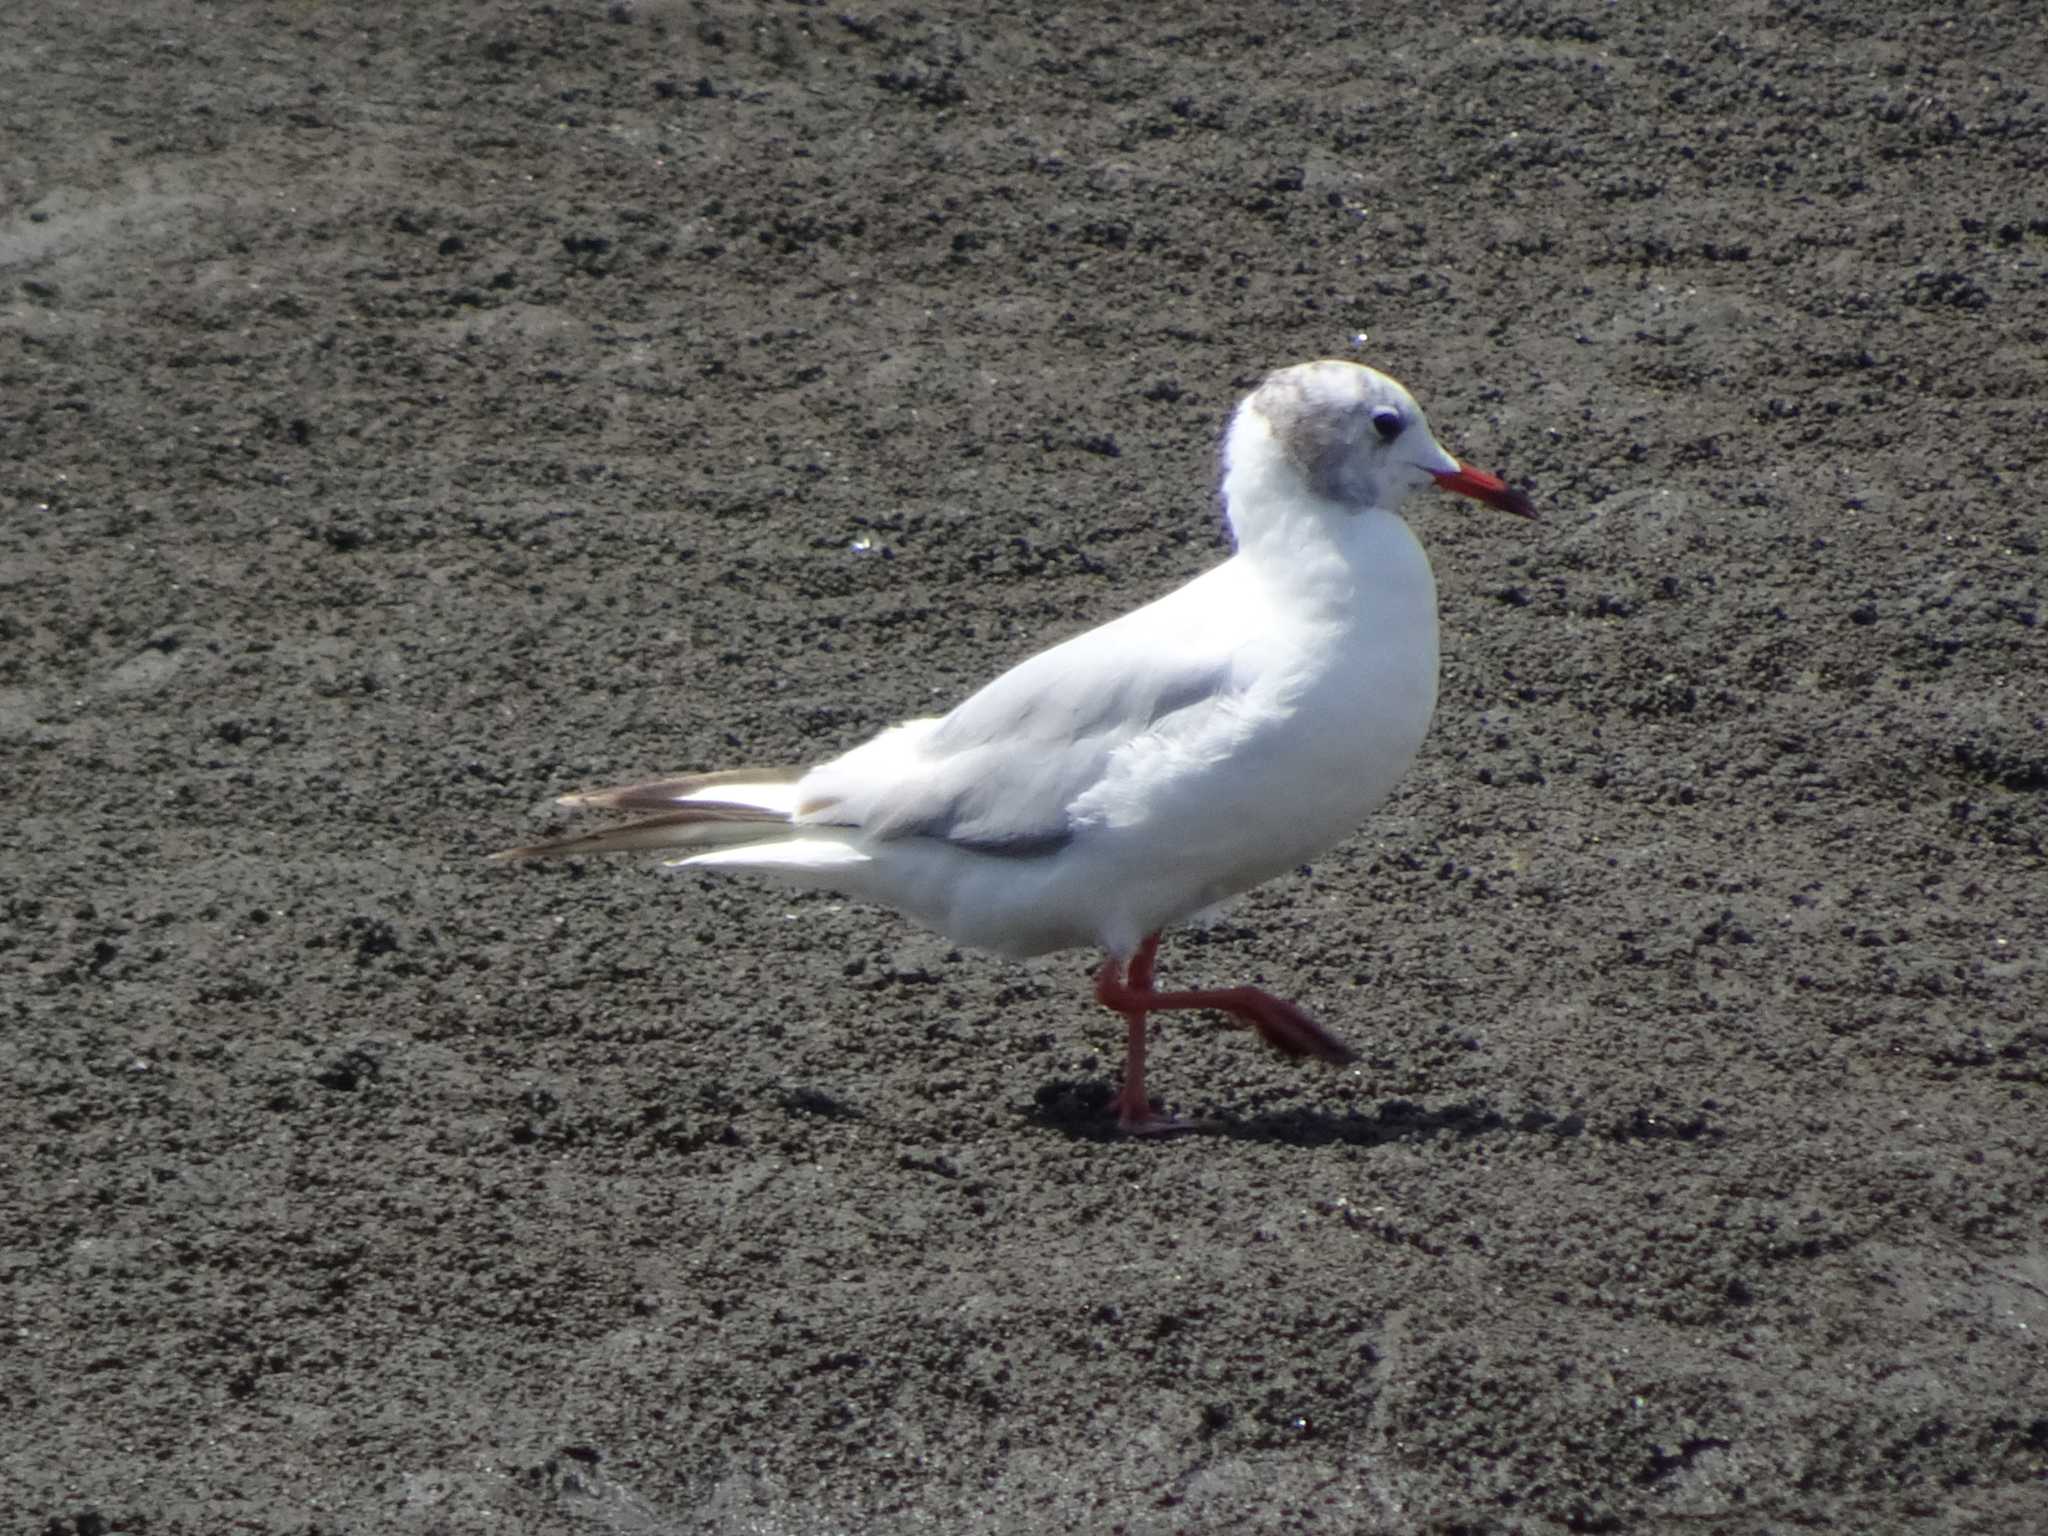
(1027, 1078, 1725, 1150)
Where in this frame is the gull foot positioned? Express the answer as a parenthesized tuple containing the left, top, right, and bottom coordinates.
(1213, 988, 1359, 1065)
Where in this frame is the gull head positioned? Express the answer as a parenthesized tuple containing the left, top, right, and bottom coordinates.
(1222, 359, 1533, 531)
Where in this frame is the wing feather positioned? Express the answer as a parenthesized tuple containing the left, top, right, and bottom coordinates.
(796, 565, 1247, 853)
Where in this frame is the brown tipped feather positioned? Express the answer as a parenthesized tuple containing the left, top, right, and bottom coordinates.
(490, 801, 789, 861)
(558, 766, 802, 812)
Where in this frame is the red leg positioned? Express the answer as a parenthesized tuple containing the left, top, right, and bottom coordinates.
(1128, 931, 1158, 994)
(1093, 934, 1183, 1134)
(1096, 945, 1357, 1065)
(1091, 932, 1355, 1134)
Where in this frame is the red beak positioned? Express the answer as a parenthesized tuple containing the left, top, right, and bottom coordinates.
(1433, 462, 1536, 519)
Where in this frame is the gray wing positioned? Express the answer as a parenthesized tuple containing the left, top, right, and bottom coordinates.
(798, 583, 1243, 856)
(909, 646, 1233, 853)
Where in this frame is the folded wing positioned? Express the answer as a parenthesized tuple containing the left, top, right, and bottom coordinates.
(495, 568, 1251, 863)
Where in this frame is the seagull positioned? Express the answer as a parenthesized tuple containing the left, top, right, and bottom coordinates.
(495, 360, 1532, 1133)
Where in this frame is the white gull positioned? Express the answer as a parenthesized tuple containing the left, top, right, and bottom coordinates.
(496, 359, 1533, 1132)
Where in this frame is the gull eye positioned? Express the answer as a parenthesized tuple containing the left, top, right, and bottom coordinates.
(1371, 408, 1403, 443)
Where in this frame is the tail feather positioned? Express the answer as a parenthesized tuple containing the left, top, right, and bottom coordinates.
(676, 833, 870, 872)
(559, 766, 803, 815)
(490, 800, 790, 862)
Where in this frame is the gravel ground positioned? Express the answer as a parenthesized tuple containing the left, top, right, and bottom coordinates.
(5, 2, 2045, 1532)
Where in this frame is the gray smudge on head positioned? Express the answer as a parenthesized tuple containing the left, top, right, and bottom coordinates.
(1249, 362, 1380, 504)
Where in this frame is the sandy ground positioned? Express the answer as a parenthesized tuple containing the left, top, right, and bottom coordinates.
(5, 2, 2045, 1532)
